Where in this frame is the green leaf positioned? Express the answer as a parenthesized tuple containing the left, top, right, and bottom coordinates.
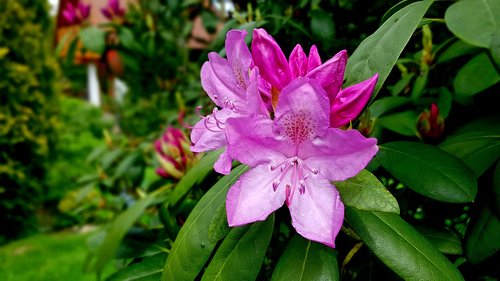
(345, 208, 464, 281)
(465, 205, 500, 264)
(410, 66, 429, 99)
(376, 141, 478, 203)
(414, 226, 463, 255)
(107, 253, 168, 281)
(92, 193, 159, 277)
(119, 27, 143, 53)
(335, 170, 399, 214)
(445, 0, 500, 49)
(454, 52, 500, 97)
(493, 161, 500, 217)
(380, 0, 419, 25)
(369, 97, 412, 118)
(377, 111, 419, 137)
(79, 26, 106, 55)
(389, 72, 415, 96)
(491, 30, 500, 67)
(271, 235, 339, 281)
(207, 204, 230, 244)
(161, 165, 248, 281)
(168, 150, 222, 207)
(436, 87, 452, 118)
(436, 40, 479, 64)
(440, 116, 500, 177)
(202, 215, 274, 281)
(345, 0, 433, 96)
(310, 9, 335, 50)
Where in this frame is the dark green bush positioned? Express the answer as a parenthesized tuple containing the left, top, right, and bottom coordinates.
(0, 0, 59, 242)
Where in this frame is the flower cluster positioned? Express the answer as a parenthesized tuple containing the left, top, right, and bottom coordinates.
(101, 0, 125, 21)
(191, 29, 379, 247)
(62, 1, 91, 25)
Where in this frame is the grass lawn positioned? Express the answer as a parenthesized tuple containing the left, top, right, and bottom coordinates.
(0, 229, 113, 281)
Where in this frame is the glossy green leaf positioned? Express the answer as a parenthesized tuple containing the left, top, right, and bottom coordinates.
(491, 30, 500, 67)
(454, 52, 500, 97)
(440, 116, 500, 177)
(335, 170, 399, 214)
(271, 235, 339, 281)
(380, 0, 419, 25)
(414, 226, 463, 255)
(345, 208, 464, 281)
(377, 111, 419, 137)
(445, 0, 500, 49)
(207, 204, 230, 244)
(168, 150, 222, 206)
(436, 40, 479, 64)
(107, 253, 168, 281)
(345, 0, 433, 96)
(369, 96, 412, 118)
(377, 142, 477, 203)
(202, 215, 274, 281)
(465, 205, 500, 264)
(79, 26, 106, 55)
(493, 161, 500, 217)
(161, 165, 248, 281)
(92, 193, 159, 277)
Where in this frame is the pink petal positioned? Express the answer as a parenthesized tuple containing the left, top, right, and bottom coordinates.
(225, 116, 289, 167)
(200, 53, 243, 108)
(110, 0, 120, 13)
(289, 44, 308, 78)
(330, 73, 378, 128)
(274, 78, 330, 139)
(301, 128, 378, 181)
(63, 10, 75, 24)
(306, 50, 347, 100)
(225, 30, 253, 84)
(101, 8, 112, 20)
(214, 150, 233, 175)
(258, 77, 273, 112)
(190, 108, 233, 153)
(307, 45, 322, 72)
(251, 29, 292, 91)
(226, 164, 287, 226)
(288, 175, 344, 248)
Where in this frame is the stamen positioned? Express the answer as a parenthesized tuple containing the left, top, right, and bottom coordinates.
(203, 118, 220, 133)
(285, 185, 292, 207)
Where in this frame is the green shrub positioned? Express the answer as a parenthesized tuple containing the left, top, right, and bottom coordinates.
(0, 0, 59, 241)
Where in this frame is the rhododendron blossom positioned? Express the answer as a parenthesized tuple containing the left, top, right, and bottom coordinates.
(252, 28, 378, 127)
(225, 78, 378, 247)
(190, 28, 379, 247)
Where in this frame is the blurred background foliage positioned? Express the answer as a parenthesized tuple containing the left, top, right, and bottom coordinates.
(1, 0, 499, 280)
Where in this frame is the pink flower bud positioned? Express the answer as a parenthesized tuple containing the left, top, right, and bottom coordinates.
(417, 103, 445, 138)
(155, 127, 199, 179)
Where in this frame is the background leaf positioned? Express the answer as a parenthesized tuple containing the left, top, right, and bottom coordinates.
(369, 96, 412, 118)
(377, 111, 418, 137)
(376, 141, 478, 203)
(345, 0, 433, 96)
(440, 116, 500, 177)
(453, 52, 500, 97)
(414, 226, 463, 255)
(107, 253, 168, 281)
(202, 215, 274, 281)
(493, 161, 500, 217)
(465, 205, 500, 264)
(445, 0, 500, 48)
(345, 208, 464, 281)
(336, 170, 399, 214)
(271, 235, 339, 281)
(161, 165, 247, 281)
(79, 26, 106, 55)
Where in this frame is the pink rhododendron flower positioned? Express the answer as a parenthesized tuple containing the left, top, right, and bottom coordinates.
(62, 1, 91, 25)
(101, 0, 125, 21)
(190, 30, 266, 175)
(225, 78, 378, 247)
(252, 28, 378, 128)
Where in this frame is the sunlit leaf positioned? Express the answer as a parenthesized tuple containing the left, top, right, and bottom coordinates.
(377, 142, 478, 203)
(465, 205, 500, 264)
(440, 116, 500, 177)
(79, 26, 106, 55)
(445, 0, 500, 48)
(271, 235, 339, 281)
(336, 170, 399, 214)
(161, 165, 247, 281)
(453, 53, 500, 97)
(202, 215, 274, 281)
(346, 208, 464, 280)
(345, 0, 433, 96)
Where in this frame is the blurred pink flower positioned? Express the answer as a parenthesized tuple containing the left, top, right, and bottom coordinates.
(225, 78, 379, 247)
(101, 0, 125, 21)
(62, 1, 91, 25)
(251, 28, 378, 128)
(418, 103, 445, 138)
(155, 127, 199, 179)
